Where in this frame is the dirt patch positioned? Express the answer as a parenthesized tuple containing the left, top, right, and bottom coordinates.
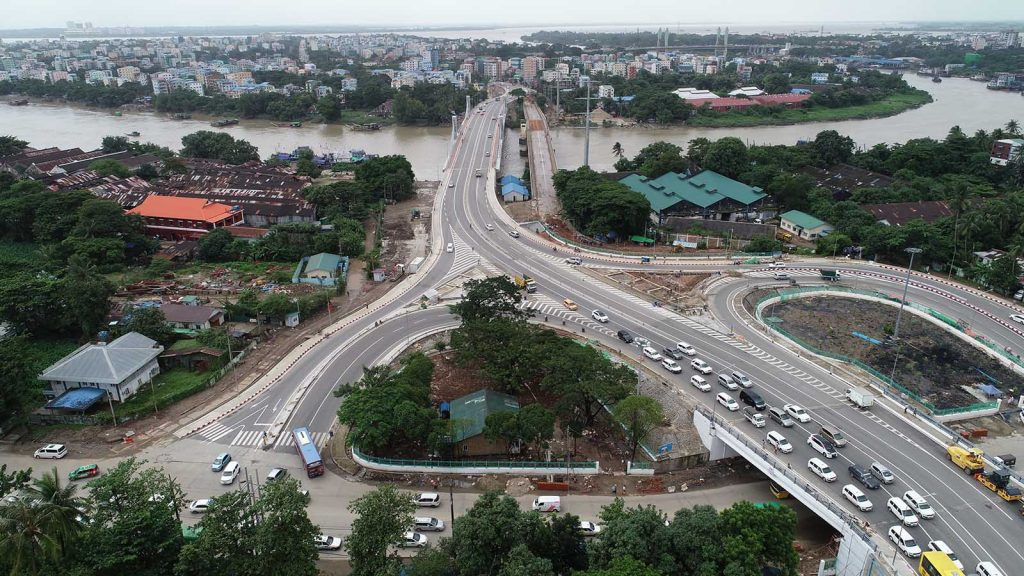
(598, 270, 711, 309)
(772, 297, 1020, 410)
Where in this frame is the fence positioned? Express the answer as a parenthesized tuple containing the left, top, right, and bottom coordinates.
(542, 224, 776, 260)
(352, 446, 600, 473)
(756, 287, 1000, 417)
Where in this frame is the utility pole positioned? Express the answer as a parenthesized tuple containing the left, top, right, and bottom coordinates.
(893, 247, 922, 340)
(583, 80, 592, 167)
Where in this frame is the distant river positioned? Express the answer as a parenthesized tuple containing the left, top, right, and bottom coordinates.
(0, 74, 1020, 177)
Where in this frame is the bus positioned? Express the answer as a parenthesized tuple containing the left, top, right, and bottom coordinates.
(919, 552, 965, 576)
(292, 427, 324, 478)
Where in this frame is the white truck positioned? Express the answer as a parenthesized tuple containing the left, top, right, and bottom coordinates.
(743, 407, 766, 428)
(846, 386, 875, 409)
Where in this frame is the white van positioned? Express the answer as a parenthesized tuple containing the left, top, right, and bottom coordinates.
(976, 562, 1005, 576)
(887, 497, 919, 527)
(532, 495, 561, 512)
(33, 444, 68, 459)
(902, 490, 935, 519)
(807, 458, 837, 482)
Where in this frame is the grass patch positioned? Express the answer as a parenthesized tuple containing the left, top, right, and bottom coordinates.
(24, 338, 80, 376)
(173, 260, 295, 278)
(110, 368, 214, 422)
(686, 90, 933, 127)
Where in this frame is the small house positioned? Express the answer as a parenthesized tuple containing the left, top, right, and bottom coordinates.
(39, 332, 163, 403)
(779, 210, 833, 241)
(448, 389, 520, 457)
(295, 252, 349, 286)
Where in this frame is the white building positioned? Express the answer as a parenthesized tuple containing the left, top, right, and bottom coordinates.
(598, 84, 615, 99)
(39, 332, 163, 403)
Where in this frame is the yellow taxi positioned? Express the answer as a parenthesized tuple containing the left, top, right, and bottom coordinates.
(563, 299, 578, 311)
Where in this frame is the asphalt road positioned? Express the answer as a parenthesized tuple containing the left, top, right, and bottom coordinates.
(181, 96, 1022, 573)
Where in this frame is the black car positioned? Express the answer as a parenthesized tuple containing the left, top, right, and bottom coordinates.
(739, 389, 766, 410)
(848, 464, 881, 490)
(662, 347, 685, 360)
(617, 330, 634, 343)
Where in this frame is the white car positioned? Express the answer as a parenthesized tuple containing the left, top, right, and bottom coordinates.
(765, 431, 792, 454)
(189, 499, 212, 514)
(716, 392, 739, 411)
(690, 359, 712, 374)
(315, 534, 343, 550)
(690, 375, 711, 392)
(485, 224, 494, 231)
(219, 461, 240, 485)
(579, 521, 602, 536)
(412, 492, 441, 507)
(768, 261, 786, 269)
(676, 342, 696, 356)
(591, 310, 609, 323)
(634, 336, 651, 348)
(927, 541, 964, 570)
(888, 526, 921, 558)
(642, 346, 662, 361)
(399, 531, 428, 548)
(807, 458, 837, 482)
(784, 404, 811, 423)
(842, 484, 873, 512)
(731, 371, 753, 388)
(446, 243, 454, 253)
(1011, 314, 1024, 325)
(509, 230, 520, 238)
(661, 358, 682, 373)
(448, 182, 455, 188)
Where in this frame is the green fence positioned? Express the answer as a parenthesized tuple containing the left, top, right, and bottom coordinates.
(541, 225, 776, 260)
(757, 288, 999, 417)
(353, 447, 599, 471)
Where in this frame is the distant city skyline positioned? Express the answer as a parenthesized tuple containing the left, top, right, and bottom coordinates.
(1, 0, 1020, 30)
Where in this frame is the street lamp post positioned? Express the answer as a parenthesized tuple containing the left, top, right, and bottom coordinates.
(893, 247, 923, 341)
(583, 80, 592, 167)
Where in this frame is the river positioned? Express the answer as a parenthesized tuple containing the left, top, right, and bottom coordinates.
(1, 73, 1020, 177)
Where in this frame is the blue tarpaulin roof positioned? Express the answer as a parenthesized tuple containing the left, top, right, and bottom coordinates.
(977, 383, 1003, 397)
(45, 388, 108, 411)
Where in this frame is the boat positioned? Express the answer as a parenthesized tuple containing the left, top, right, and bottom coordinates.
(273, 121, 303, 128)
(932, 76, 942, 83)
(210, 118, 239, 127)
(113, 111, 122, 116)
(7, 98, 28, 106)
(172, 113, 192, 120)
(126, 131, 140, 137)
(971, 74, 988, 82)
(350, 122, 382, 131)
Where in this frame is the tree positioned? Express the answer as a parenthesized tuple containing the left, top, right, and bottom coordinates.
(354, 155, 416, 201)
(0, 467, 86, 576)
(497, 544, 554, 576)
(450, 491, 551, 576)
(0, 465, 32, 500)
(766, 173, 813, 212)
(345, 485, 415, 576)
(180, 131, 259, 165)
(0, 135, 27, 157)
(666, 505, 722, 576)
(611, 142, 624, 162)
(175, 490, 257, 576)
(719, 501, 799, 576)
(702, 137, 748, 179)
(814, 232, 853, 258)
(63, 253, 115, 337)
(251, 478, 319, 576)
(589, 500, 672, 573)
(88, 159, 132, 178)
(197, 228, 235, 262)
(80, 458, 183, 576)
(629, 142, 686, 178)
(612, 395, 664, 461)
(760, 73, 792, 95)
(449, 276, 530, 324)
(813, 130, 855, 166)
(116, 306, 175, 346)
(317, 95, 341, 122)
(296, 158, 322, 178)
(686, 137, 711, 166)
(100, 136, 131, 153)
(1005, 119, 1020, 136)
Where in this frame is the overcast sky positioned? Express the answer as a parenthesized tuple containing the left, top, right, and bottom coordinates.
(4, 0, 1019, 29)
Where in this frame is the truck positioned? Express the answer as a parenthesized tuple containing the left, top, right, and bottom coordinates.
(407, 256, 425, 274)
(514, 274, 537, 294)
(743, 407, 766, 428)
(820, 269, 841, 282)
(947, 444, 986, 475)
(974, 469, 1023, 502)
(845, 386, 875, 409)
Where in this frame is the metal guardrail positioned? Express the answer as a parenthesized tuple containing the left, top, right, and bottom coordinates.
(695, 404, 878, 549)
(352, 446, 599, 471)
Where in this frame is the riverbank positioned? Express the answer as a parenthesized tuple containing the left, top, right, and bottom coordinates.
(685, 89, 933, 128)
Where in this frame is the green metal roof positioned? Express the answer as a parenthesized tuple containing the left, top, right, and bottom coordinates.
(620, 170, 766, 214)
(305, 252, 343, 274)
(780, 210, 830, 230)
(448, 389, 520, 442)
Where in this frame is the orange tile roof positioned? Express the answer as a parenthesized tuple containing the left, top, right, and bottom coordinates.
(128, 195, 239, 223)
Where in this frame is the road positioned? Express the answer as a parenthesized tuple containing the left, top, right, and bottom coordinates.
(61, 96, 1024, 573)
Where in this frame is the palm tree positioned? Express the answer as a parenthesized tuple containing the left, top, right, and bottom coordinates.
(0, 499, 56, 576)
(25, 468, 86, 557)
(611, 142, 624, 160)
(946, 181, 971, 278)
(1006, 120, 1020, 136)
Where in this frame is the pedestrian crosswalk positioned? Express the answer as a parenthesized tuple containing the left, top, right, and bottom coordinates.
(519, 295, 617, 337)
(193, 422, 331, 451)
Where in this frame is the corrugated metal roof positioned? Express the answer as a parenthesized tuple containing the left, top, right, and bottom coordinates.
(39, 332, 163, 385)
(621, 170, 766, 213)
(780, 210, 830, 230)
(449, 389, 520, 442)
(306, 252, 342, 273)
